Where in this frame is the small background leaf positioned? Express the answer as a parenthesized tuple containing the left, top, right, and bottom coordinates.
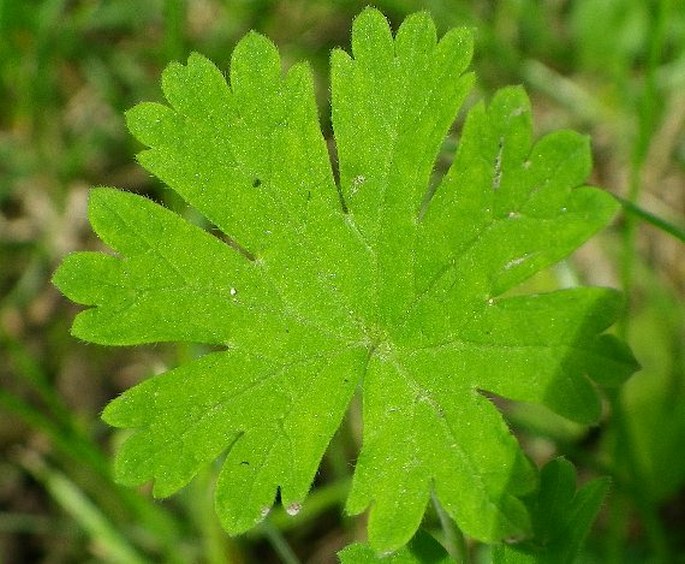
(338, 530, 451, 563)
(491, 458, 610, 564)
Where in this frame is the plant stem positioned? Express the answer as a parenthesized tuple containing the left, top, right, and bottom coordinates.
(606, 390, 671, 563)
(20, 451, 148, 564)
(163, 0, 185, 61)
(619, 0, 671, 335)
(190, 467, 232, 564)
(611, 0, 673, 561)
(432, 493, 468, 563)
(613, 194, 685, 243)
(259, 520, 302, 564)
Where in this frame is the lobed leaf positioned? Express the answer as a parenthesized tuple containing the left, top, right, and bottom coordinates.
(53, 7, 638, 555)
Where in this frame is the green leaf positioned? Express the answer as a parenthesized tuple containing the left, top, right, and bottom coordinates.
(492, 458, 610, 564)
(339, 530, 451, 563)
(52, 8, 638, 553)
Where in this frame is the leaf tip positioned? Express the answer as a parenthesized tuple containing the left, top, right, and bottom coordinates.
(351, 6, 393, 61)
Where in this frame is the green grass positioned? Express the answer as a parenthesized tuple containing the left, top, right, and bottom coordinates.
(1, 1, 684, 562)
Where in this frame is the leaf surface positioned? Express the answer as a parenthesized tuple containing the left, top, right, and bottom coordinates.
(339, 530, 451, 563)
(491, 458, 610, 563)
(53, 8, 637, 553)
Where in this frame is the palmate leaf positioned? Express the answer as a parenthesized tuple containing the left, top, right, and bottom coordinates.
(53, 8, 638, 553)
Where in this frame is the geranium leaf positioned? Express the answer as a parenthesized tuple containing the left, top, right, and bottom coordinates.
(53, 7, 638, 554)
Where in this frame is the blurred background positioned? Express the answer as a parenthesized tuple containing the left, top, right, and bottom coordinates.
(1, 0, 684, 562)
